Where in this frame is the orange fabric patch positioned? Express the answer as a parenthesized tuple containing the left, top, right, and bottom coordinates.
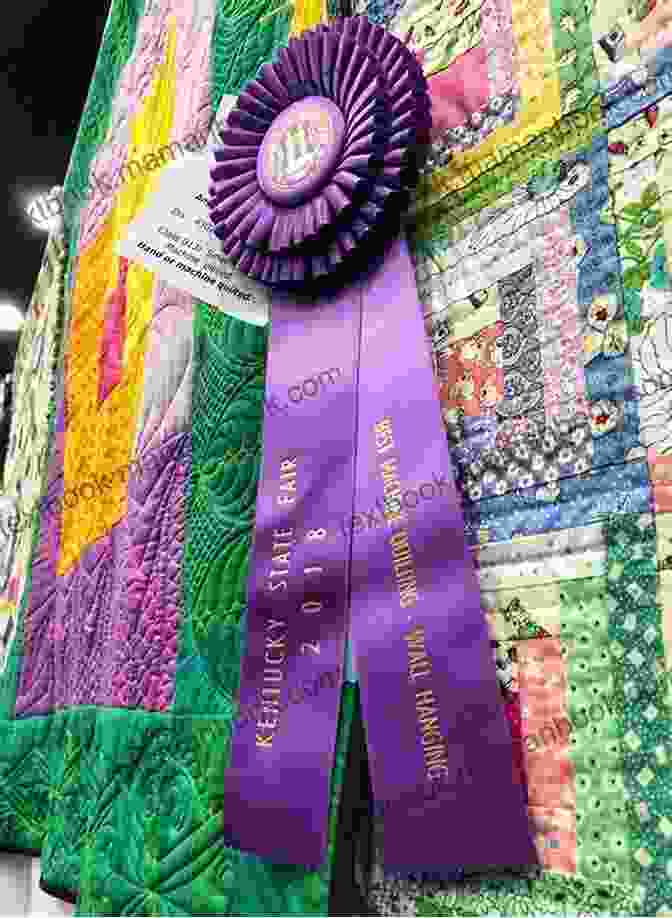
(436, 323, 503, 417)
(57, 20, 178, 575)
(518, 637, 576, 873)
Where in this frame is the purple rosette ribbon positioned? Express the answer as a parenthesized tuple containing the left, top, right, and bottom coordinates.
(209, 15, 536, 876)
(208, 16, 429, 285)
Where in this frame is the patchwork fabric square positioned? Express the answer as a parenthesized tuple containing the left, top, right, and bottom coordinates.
(360, 0, 672, 914)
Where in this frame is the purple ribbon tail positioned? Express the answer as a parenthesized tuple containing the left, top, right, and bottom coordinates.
(220, 281, 360, 868)
(349, 234, 537, 876)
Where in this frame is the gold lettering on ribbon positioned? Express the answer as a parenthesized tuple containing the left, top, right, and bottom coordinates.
(372, 416, 419, 605)
(277, 457, 298, 506)
(256, 618, 288, 748)
(410, 650, 450, 779)
(390, 529, 419, 608)
(254, 462, 301, 748)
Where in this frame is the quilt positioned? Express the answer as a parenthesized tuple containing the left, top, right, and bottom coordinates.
(0, 2, 361, 916)
(356, 0, 672, 914)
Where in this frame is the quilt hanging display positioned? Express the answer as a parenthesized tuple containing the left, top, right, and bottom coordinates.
(0, 204, 66, 679)
(359, 0, 672, 913)
(0, 1, 361, 916)
(4, 0, 672, 914)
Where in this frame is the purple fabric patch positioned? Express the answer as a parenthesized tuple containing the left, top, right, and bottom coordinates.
(15, 393, 66, 714)
(15, 421, 187, 715)
(108, 433, 187, 711)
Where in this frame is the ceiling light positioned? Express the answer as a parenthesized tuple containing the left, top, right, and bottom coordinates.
(0, 304, 24, 333)
(23, 188, 63, 233)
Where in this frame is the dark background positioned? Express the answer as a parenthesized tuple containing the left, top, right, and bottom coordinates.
(1, 1, 111, 375)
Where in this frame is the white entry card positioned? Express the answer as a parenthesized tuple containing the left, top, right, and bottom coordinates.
(117, 152, 271, 326)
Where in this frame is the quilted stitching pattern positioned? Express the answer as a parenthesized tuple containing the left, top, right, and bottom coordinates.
(362, 0, 672, 915)
(0, 222, 66, 685)
(0, 1, 356, 915)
